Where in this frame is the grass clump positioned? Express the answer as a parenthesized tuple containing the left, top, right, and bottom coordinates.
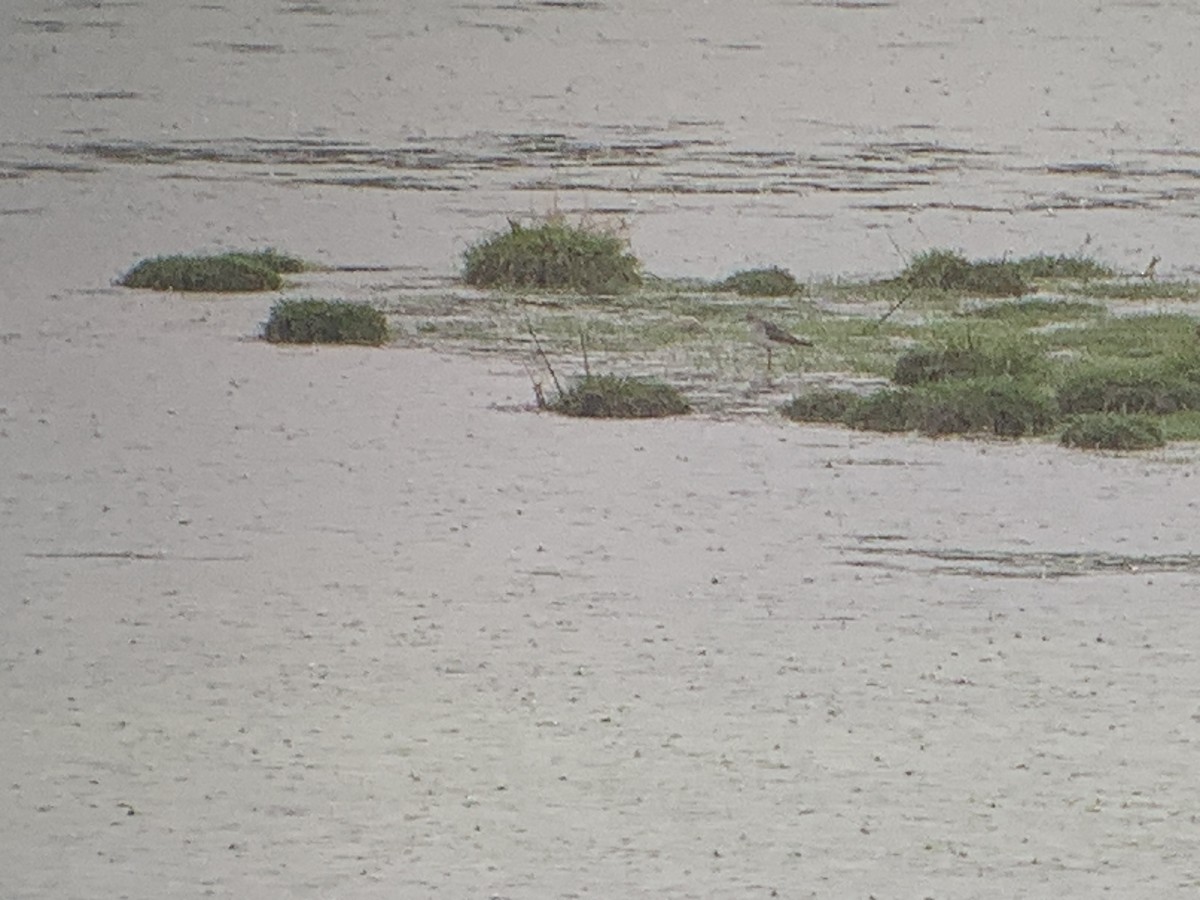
(463, 219, 641, 294)
(1060, 413, 1165, 451)
(1045, 314, 1198, 359)
(1159, 410, 1200, 442)
(1056, 362, 1200, 415)
(893, 337, 1042, 385)
(900, 249, 1027, 297)
(229, 248, 307, 274)
(1068, 280, 1200, 301)
(781, 388, 862, 424)
(121, 249, 305, 292)
(549, 375, 690, 418)
(718, 267, 802, 297)
(1011, 254, 1115, 280)
(838, 378, 1056, 438)
(965, 298, 1105, 325)
(263, 299, 389, 345)
(843, 389, 916, 433)
(907, 378, 1058, 437)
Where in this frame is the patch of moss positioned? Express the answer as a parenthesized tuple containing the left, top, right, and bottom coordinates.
(1060, 413, 1165, 451)
(550, 375, 690, 418)
(463, 220, 641, 294)
(263, 299, 389, 345)
(718, 267, 801, 297)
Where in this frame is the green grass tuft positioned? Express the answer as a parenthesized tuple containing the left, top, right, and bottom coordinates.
(1070, 281, 1200, 301)
(120, 249, 308, 292)
(780, 389, 862, 424)
(893, 338, 1043, 385)
(263, 299, 389, 345)
(122, 253, 281, 292)
(464, 219, 641, 294)
(1060, 413, 1165, 451)
(718, 267, 802, 297)
(228, 248, 308, 274)
(1159, 410, 1200, 442)
(965, 298, 1106, 325)
(1056, 361, 1200, 415)
(907, 377, 1058, 437)
(839, 378, 1056, 438)
(549, 375, 690, 418)
(1010, 254, 1115, 280)
(843, 389, 916, 433)
(1044, 313, 1199, 360)
(900, 249, 1027, 297)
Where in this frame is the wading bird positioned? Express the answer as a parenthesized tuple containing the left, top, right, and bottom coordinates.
(746, 314, 813, 373)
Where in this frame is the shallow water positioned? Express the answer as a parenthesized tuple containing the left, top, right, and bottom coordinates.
(3, 0, 1200, 298)
(6, 7, 1200, 898)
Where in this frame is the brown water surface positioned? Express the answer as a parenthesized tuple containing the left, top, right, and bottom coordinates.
(3, 0, 1199, 297)
(4, 4, 1200, 899)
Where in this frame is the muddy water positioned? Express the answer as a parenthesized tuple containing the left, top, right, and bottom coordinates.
(7, 5, 1200, 899)
(3, 0, 1199, 298)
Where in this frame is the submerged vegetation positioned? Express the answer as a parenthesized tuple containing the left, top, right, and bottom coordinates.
(121, 249, 307, 292)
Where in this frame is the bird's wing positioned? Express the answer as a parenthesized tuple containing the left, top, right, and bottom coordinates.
(763, 320, 813, 346)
